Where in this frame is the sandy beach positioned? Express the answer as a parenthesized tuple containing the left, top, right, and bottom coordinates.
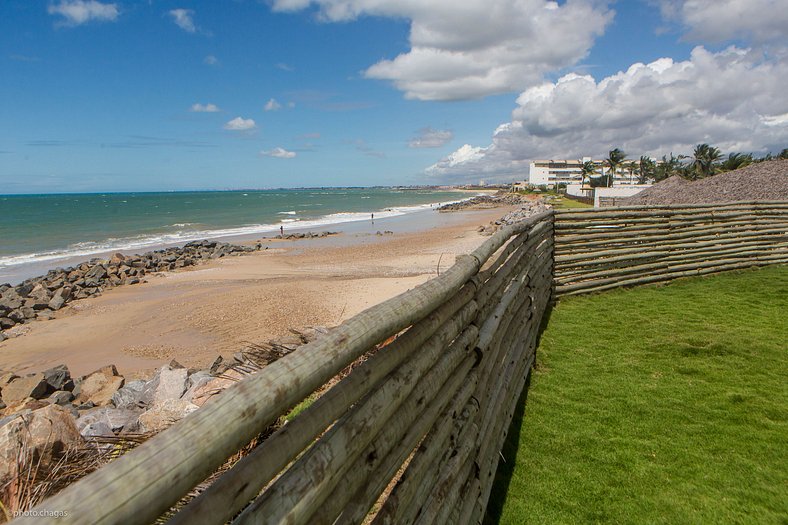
(0, 207, 511, 377)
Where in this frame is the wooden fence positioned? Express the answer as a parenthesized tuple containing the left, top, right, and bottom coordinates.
(18, 212, 555, 525)
(17, 201, 788, 525)
(554, 201, 788, 296)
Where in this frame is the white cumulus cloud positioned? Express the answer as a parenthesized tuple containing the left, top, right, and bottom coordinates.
(169, 8, 197, 33)
(190, 103, 220, 112)
(264, 98, 282, 111)
(409, 127, 454, 148)
(223, 117, 257, 131)
(204, 54, 219, 66)
(48, 0, 119, 26)
(271, 0, 612, 101)
(428, 46, 788, 182)
(261, 147, 297, 158)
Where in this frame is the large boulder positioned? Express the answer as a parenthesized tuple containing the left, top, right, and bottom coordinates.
(83, 265, 108, 287)
(181, 371, 214, 404)
(0, 405, 83, 485)
(137, 399, 198, 433)
(111, 379, 147, 409)
(42, 364, 74, 392)
(2, 374, 50, 405)
(189, 369, 245, 407)
(140, 364, 188, 407)
(76, 407, 141, 435)
(75, 365, 124, 406)
(0, 292, 23, 312)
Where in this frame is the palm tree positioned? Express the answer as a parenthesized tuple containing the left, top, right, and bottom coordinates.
(654, 153, 682, 182)
(624, 161, 637, 184)
(779, 148, 788, 159)
(719, 152, 753, 172)
(580, 160, 597, 189)
(637, 156, 655, 184)
(690, 143, 722, 179)
(605, 148, 626, 187)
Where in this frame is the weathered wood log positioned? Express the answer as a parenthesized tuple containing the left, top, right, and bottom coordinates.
(556, 239, 785, 270)
(554, 210, 788, 230)
(555, 245, 788, 285)
(171, 284, 478, 525)
(554, 217, 788, 242)
(554, 224, 787, 250)
(414, 429, 478, 525)
(556, 252, 788, 294)
(327, 362, 479, 525)
(475, 236, 552, 326)
(554, 201, 788, 218)
(371, 383, 480, 525)
(234, 310, 479, 525)
(470, 211, 553, 266)
(557, 256, 788, 297)
(554, 231, 788, 259)
(476, 231, 529, 281)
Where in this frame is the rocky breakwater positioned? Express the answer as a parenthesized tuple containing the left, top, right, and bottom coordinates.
(274, 231, 338, 240)
(437, 192, 525, 211)
(0, 326, 327, 505)
(476, 199, 550, 235)
(0, 240, 261, 342)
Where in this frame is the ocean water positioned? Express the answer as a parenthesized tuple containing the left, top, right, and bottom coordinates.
(0, 188, 467, 282)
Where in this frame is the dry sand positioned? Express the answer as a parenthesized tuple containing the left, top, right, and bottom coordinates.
(0, 208, 510, 377)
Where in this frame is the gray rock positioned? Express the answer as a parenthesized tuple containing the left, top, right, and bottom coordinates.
(152, 366, 188, 405)
(43, 364, 73, 391)
(111, 380, 147, 409)
(80, 422, 113, 438)
(0, 293, 23, 312)
(48, 390, 74, 405)
(48, 294, 66, 310)
(137, 399, 198, 433)
(77, 406, 141, 433)
(0, 332, 6, 343)
(181, 371, 214, 403)
(0, 318, 14, 330)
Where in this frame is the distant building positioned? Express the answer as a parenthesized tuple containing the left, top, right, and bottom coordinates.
(528, 157, 655, 187)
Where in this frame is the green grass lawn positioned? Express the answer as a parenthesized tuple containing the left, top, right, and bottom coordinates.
(487, 266, 788, 524)
(548, 196, 593, 209)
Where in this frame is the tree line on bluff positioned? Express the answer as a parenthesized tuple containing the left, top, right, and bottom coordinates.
(580, 145, 788, 188)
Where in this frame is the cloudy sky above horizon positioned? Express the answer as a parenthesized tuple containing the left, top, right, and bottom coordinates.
(1, 0, 787, 192)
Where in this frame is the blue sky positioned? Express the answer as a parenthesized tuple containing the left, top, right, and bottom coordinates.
(1, 0, 786, 193)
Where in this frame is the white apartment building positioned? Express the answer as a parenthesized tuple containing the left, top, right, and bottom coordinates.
(527, 158, 650, 187)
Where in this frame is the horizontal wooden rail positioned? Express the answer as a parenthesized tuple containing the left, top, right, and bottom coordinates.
(554, 201, 788, 296)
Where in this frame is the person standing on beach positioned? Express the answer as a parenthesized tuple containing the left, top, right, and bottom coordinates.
(371, 213, 374, 223)
(280, 225, 284, 236)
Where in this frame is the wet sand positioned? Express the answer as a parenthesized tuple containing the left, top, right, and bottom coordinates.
(0, 207, 510, 377)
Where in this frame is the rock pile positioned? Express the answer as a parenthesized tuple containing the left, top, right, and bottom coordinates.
(476, 200, 550, 235)
(0, 240, 261, 341)
(437, 193, 524, 211)
(623, 159, 788, 205)
(275, 231, 338, 240)
(0, 326, 328, 488)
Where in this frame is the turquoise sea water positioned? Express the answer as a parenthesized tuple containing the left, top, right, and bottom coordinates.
(0, 188, 467, 278)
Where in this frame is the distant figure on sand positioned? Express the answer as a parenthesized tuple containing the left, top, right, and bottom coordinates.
(280, 225, 284, 236)
(371, 213, 374, 223)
